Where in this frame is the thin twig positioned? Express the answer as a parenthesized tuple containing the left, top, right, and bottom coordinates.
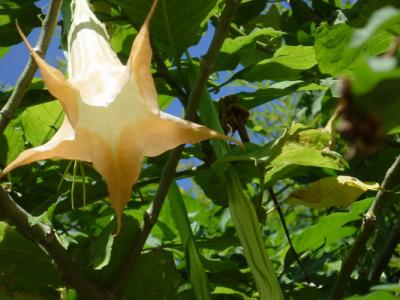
(330, 155, 400, 300)
(369, 222, 400, 281)
(268, 187, 312, 283)
(0, 0, 62, 134)
(0, 188, 110, 300)
(110, 0, 242, 294)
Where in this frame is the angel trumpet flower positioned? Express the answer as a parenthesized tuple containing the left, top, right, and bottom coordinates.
(2, 0, 229, 233)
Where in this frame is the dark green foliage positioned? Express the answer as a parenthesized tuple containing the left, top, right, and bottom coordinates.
(1, 0, 400, 299)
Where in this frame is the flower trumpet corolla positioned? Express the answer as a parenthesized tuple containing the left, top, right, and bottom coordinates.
(2, 0, 230, 233)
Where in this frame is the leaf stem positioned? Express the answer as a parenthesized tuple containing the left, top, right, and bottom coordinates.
(329, 155, 400, 299)
(110, 0, 241, 294)
(0, 0, 62, 134)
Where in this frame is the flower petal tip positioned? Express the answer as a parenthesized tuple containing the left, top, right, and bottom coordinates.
(113, 213, 122, 236)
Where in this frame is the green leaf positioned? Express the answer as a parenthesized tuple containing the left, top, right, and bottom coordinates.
(315, 22, 394, 76)
(0, 117, 24, 165)
(287, 176, 379, 209)
(122, 250, 181, 299)
(27, 193, 67, 226)
(90, 214, 140, 280)
(371, 283, 400, 293)
(234, 0, 267, 25)
(344, 291, 399, 300)
(238, 80, 330, 109)
(110, 24, 136, 58)
(216, 27, 285, 71)
(264, 124, 346, 185)
(212, 286, 254, 299)
(0, 0, 41, 47)
(108, 0, 218, 56)
(351, 7, 400, 48)
(239, 45, 317, 82)
(292, 198, 373, 253)
(194, 168, 228, 206)
(168, 182, 211, 300)
(226, 166, 284, 299)
(21, 100, 63, 146)
(0, 222, 60, 292)
(0, 46, 9, 59)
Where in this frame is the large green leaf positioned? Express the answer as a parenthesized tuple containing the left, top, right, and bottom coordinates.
(89, 214, 140, 283)
(21, 100, 63, 147)
(264, 124, 346, 185)
(238, 45, 317, 82)
(0, 0, 41, 47)
(0, 100, 63, 166)
(108, 0, 218, 57)
(292, 198, 373, 253)
(344, 291, 399, 300)
(168, 182, 211, 300)
(122, 250, 181, 299)
(0, 117, 24, 165)
(89, 215, 180, 299)
(215, 27, 285, 71)
(287, 176, 379, 209)
(0, 222, 60, 293)
(351, 7, 400, 48)
(237, 80, 329, 109)
(315, 2, 400, 76)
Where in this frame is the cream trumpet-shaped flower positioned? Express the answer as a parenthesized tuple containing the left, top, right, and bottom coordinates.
(2, 0, 230, 233)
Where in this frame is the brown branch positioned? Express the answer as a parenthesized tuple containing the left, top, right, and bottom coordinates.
(110, 0, 242, 294)
(330, 155, 400, 300)
(268, 187, 312, 284)
(369, 222, 400, 281)
(0, 0, 62, 134)
(0, 187, 111, 300)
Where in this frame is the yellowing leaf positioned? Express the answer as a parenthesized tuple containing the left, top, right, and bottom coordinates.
(1, 0, 230, 233)
(287, 176, 379, 209)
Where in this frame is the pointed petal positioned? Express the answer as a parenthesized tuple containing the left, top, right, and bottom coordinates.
(88, 125, 144, 234)
(1, 118, 91, 176)
(128, 0, 159, 113)
(138, 112, 232, 157)
(16, 22, 79, 125)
